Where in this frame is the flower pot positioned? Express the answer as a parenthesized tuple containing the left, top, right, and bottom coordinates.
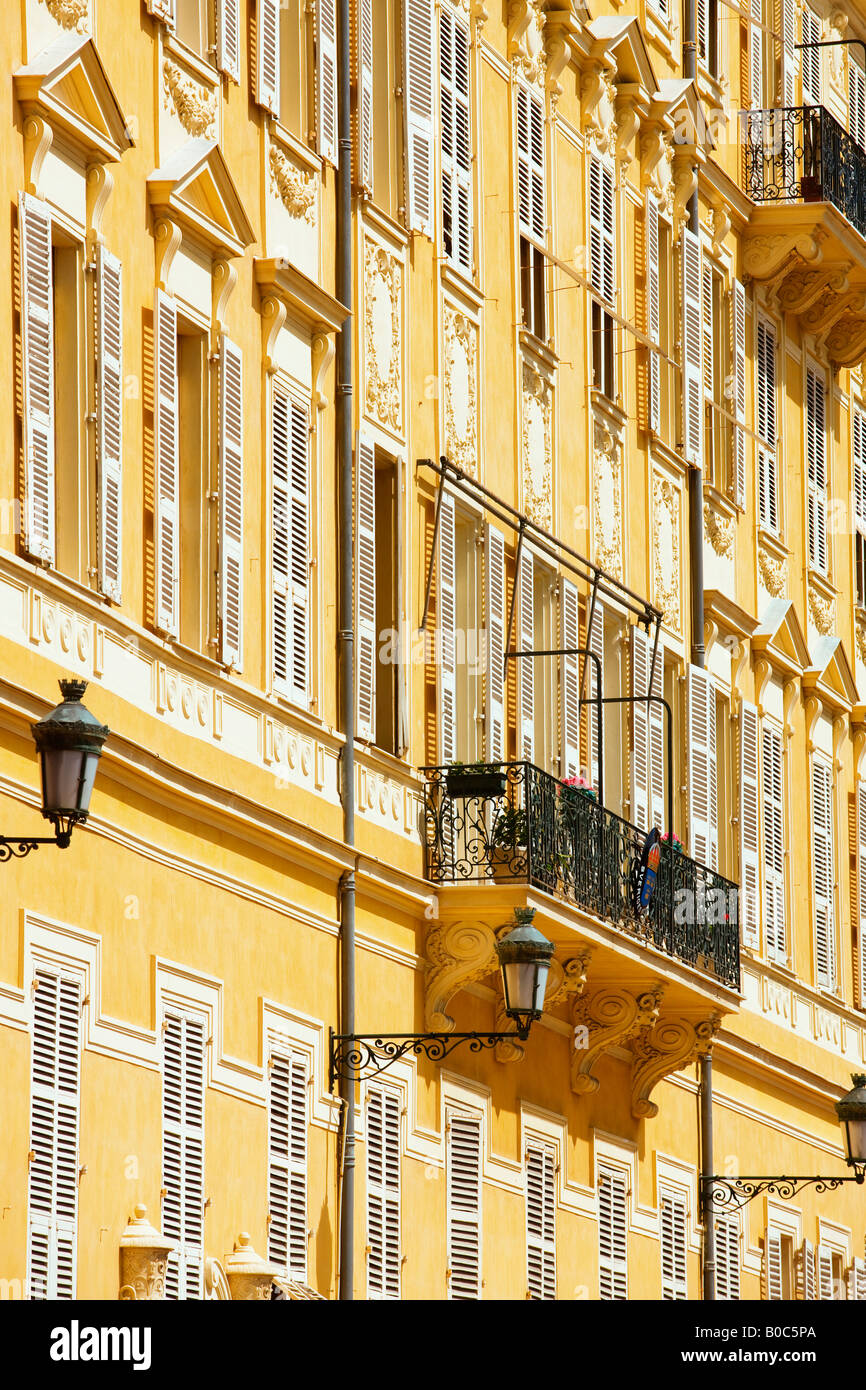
(445, 769, 508, 799)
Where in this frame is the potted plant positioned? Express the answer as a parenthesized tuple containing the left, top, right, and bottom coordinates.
(445, 760, 508, 799)
(492, 803, 527, 850)
(560, 774, 597, 804)
(660, 831, 683, 854)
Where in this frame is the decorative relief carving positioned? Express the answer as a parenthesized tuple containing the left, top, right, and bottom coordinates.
(653, 478, 681, 631)
(703, 503, 733, 557)
(443, 305, 478, 476)
(364, 239, 402, 432)
(743, 230, 824, 282)
(629, 1012, 721, 1119)
(614, 93, 640, 175)
(710, 203, 731, 257)
(522, 364, 552, 529)
(571, 985, 664, 1096)
(593, 422, 622, 578)
(40, 0, 89, 29)
(269, 145, 316, 224)
(758, 544, 787, 597)
(118, 1205, 174, 1301)
(425, 920, 497, 1032)
(508, 0, 547, 86)
(856, 612, 866, 666)
(582, 63, 618, 155)
(807, 581, 835, 635)
(163, 60, 217, 139)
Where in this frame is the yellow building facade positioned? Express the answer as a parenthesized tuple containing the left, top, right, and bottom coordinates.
(1, 0, 866, 1303)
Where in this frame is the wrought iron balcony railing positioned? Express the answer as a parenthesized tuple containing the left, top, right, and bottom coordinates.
(422, 763, 740, 991)
(743, 105, 866, 241)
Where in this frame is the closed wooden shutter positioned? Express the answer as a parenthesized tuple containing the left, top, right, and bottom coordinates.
(219, 337, 243, 670)
(356, 433, 376, 743)
(447, 1110, 482, 1300)
(217, 0, 241, 81)
(526, 1143, 556, 1300)
(317, 0, 338, 163)
(702, 263, 714, 475)
(268, 1051, 308, 1281)
(19, 193, 55, 566)
(850, 1256, 866, 1299)
(660, 1191, 688, 1300)
(404, 0, 434, 235)
(817, 1244, 834, 1299)
(440, 8, 472, 273)
(857, 783, 866, 1008)
(766, 1228, 783, 1300)
(740, 700, 760, 949)
(518, 547, 535, 762)
(688, 666, 715, 866)
(646, 192, 661, 433)
(757, 319, 778, 532)
(27, 968, 80, 1301)
(732, 279, 746, 506)
(649, 636, 664, 831)
(256, 0, 280, 114)
(630, 626, 650, 833)
(438, 491, 457, 763)
(682, 227, 703, 467)
(750, 0, 762, 108)
(807, 368, 827, 573)
(355, 0, 374, 191)
(696, 0, 709, 64)
(560, 578, 580, 780)
(272, 391, 309, 706)
(851, 62, 866, 149)
(812, 755, 836, 989)
(802, 9, 821, 105)
(598, 1166, 627, 1300)
(762, 723, 785, 960)
(96, 245, 123, 602)
(154, 291, 179, 636)
(366, 1084, 401, 1299)
(589, 158, 614, 304)
(517, 87, 545, 244)
(586, 599, 605, 793)
(162, 1012, 205, 1301)
(715, 1215, 740, 1300)
(782, 0, 796, 104)
(485, 524, 505, 762)
(800, 1238, 816, 1299)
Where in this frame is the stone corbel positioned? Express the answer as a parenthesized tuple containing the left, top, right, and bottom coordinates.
(826, 316, 866, 369)
(743, 229, 825, 283)
(470, 0, 489, 32)
(710, 202, 731, 258)
(753, 657, 772, 717)
(783, 676, 799, 741)
(570, 984, 664, 1096)
(614, 87, 644, 178)
(260, 294, 287, 376)
(425, 919, 498, 1032)
(854, 724, 866, 779)
(153, 217, 182, 292)
(640, 120, 671, 194)
(832, 713, 848, 774)
(775, 264, 850, 316)
(23, 114, 53, 196)
(731, 639, 750, 715)
(629, 1012, 721, 1120)
(312, 329, 335, 412)
(204, 1258, 232, 1300)
(672, 153, 698, 240)
(807, 287, 866, 338)
(85, 164, 113, 253)
(543, 10, 573, 106)
(703, 618, 719, 663)
(581, 59, 616, 152)
(804, 693, 823, 753)
(212, 258, 237, 338)
(494, 947, 592, 1064)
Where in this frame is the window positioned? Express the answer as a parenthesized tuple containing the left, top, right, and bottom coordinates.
(515, 548, 557, 772)
(438, 498, 483, 763)
(176, 319, 211, 651)
(756, 320, 778, 531)
(162, 1011, 205, 1300)
(271, 385, 310, 708)
(27, 968, 81, 1301)
(681, 229, 703, 466)
(802, 8, 822, 105)
(697, 0, 720, 78)
(216, 0, 241, 80)
(647, 0, 670, 21)
(517, 86, 546, 341)
(268, 1050, 308, 1281)
(440, 8, 472, 274)
(404, 0, 435, 235)
(854, 410, 866, 606)
(278, 0, 313, 141)
(811, 754, 836, 990)
(367, 1084, 401, 1299)
(589, 157, 615, 397)
(356, 440, 402, 752)
(850, 1257, 866, 1299)
(715, 687, 733, 878)
(715, 1215, 741, 1300)
(218, 338, 243, 669)
(765, 1228, 794, 1299)
(749, 0, 763, 109)
(806, 366, 828, 573)
(856, 784, 866, 1011)
(660, 1190, 688, 1300)
(447, 1109, 482, 1300)
(762, 722, 785, 961)
(851, 59, 866, 150)
(598, 1165, 628, 1300)
(688, 666, 718, 869)
(702, 264, 725, 487)
(657, 217, 675, 439)
(732, 279, 746, 506)
(817, 1244, 845, 1299)
(355, 0, 374, 190)
(631, 625, 664, 833)
(739, 701, 760, 950)
(525, 1142, 556, 1300)
(645, 193, 661, 434)
(175, 0, 211, 56)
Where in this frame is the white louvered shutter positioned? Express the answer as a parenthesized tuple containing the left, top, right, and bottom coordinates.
(485, 524, 506, 762)
(367, 1085, 401, 1299)
(517, 87, 545, 245)
(812, 756, 836, 989)
(589, 158, 615, 305)
(27, 969, 80, 1301)
(356, 433, 376, 743)
(317, 0, 338, 163)
(739, 700, 760, 949)
(802, 9, 821, 106)
(857, 783, 866, 1008)
(631, 626, 650, 833)
(850, 1257, 866, 1299)
(560, 578, 580, 780)
(96, 245, 123, 602)
(807, 368, 827, 573)
(268, 1051, 307, 1280)
(163, 1013, 205, 1301)
(219, 337, 243, 670)
(801, 1238, 816, 1299)
(708, 678, 718, 871)
(762, 723, 785, 960)
(732, 279, 746, 506)
(649, 636, 664, 831)
(660, 1192, 688, 1300)
(438, 491, 457, 763)
(20, 193, 55, 566)
(817, 1244, 834, 1299)
(146, 0, 176, 22)
(782, 0, 796, 105)
(766, 1229, 783, 1300)
(682, 227, 703, 467)
(256, 0, 280, 114)
(586, 600, 605, 793)
(356, 0, 374, 191)
(715, 1215, 740, 1300)
(688, 666, 713, 865)
(646, 192, 661, 433)
(440, 9, 472, 273)
(217, 0, 241, 81)
(757, 320, 778, 532)
(851, 62, 866, 149)
(750, 0, 762, 109)
(696, 0, 709, 64)
(272, 390, 309, 707)
(598, 1167, 627, 1300)
(702, 264, 714, 476)
(288, 399, 310, 707)
(404, 0, 434, 235)
(526, 1143, 556, 1300)
(447, 1111, 481, 1300)
(518, 548, 535, 762)
(154, 291, 179, 636)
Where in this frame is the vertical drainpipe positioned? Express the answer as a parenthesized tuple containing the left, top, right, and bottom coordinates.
(683, 0, 715, 1302)
(336, 0, 356, 1302)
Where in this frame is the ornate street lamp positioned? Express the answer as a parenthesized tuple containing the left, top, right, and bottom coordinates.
(329, 908, 554, 1088)
(836, 1073, 866, 1170)
(0, 679, 109, 860)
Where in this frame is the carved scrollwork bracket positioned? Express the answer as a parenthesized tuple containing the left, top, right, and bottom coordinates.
(570, 984, 665, 1096)
(629, 1012, 721, 1120)
(425, 919, 498, 1033)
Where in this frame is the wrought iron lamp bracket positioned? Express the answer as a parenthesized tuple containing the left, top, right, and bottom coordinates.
(0, 826, 76, 861)
(328, 1027, 530, 1090)
(703, 1168, 866, 1212)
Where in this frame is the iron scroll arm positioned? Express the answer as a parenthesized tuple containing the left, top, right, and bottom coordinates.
(329, 1028, 531, 1090)
(702, 1168, 866, 1213)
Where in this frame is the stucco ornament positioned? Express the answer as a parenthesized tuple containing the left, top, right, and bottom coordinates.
(571, 985, 664, 1096)
(641, 126, 675, 215)
(593, 423, 622, 578)
(522, 364, 552, 529)
(163, 60, 217, 138)
(807, 581, 835, 635)
(653, 478, 681, 631)
(118, 1205, 175, 1300)
(269, 146, 316, 225)
(703, 502, 733, 557)
(443, 305, 478, 476)
(507, 0, 546, 86)
(225, 1233, 279, 1300)
(630, 1013, 720, 1119)
(40, 0, 89, 29)
(758, 544, 787, 596)
(582, 63, 618, 156)
(364, 240, 402, 432)
(425, 919, 498, 1031)
(856, 613, 866, 666)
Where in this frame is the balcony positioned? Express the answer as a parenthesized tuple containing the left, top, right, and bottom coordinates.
(422, 762, 740, 991)
(740, 106, 866, 366)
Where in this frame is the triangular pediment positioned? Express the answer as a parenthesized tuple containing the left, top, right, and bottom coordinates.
(804, 636, 859, 710)
(15, 33, 132, 163)
(584, 16, 658, 93)
(148, 139, 255, 258)
(651, 78, 716, 152)
(752, 598, 811, 674)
